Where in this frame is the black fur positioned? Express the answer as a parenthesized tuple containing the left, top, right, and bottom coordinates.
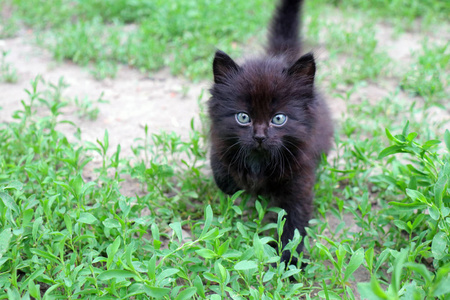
(208, 0, 333, 266)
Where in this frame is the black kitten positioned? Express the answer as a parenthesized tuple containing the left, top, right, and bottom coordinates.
(208, 0, 333, 265)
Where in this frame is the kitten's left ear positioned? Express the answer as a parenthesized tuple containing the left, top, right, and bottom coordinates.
(213, 50, 240, 84)
(286, 53, 316, 85)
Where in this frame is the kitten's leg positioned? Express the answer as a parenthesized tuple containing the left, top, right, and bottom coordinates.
(276, 180, 314, 266)
(210, 153, 240, 195)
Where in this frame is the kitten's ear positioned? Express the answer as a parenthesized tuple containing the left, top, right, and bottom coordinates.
(213, 50, 240, 84)
(286, 53, 316, 85)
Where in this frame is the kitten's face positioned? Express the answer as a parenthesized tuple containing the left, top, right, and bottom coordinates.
(209, 51, 317, 164)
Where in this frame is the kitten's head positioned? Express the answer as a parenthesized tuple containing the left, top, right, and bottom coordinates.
(209, 50, 319, 169)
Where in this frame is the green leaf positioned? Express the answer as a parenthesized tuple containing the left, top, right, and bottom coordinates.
(97, 269, 137, 281)
(317, 290, 341, 300)
(103, 218, 121, 228)
(156, 268, 180, 283)
(7, 287, 21, 300)
(151, 223, 160, 241)
(236, 222, 249, 239)
(203, 272, 219, 283)
(422, 139, 441, 150)
(444, 129, 450, 151)
(0, 228, 12, 258)
(374, 249, 390, 273)
(404, 262, 432, 285)
(405, 189, 428, 204)
(401, 121, 410, 137)
(71, 174, 84, 198)
(148, 255, 156, 280)
(231, 205, 242, 215)
(315, 242, 335, 262)
(406, 132, 418, 142)
(370, 276, 388, 299)
(365, 247, 374, 272)
(201, 228, 219, 240)
(216, 262, 227, 282)
(5, 181, 23, 191)
(28, 280, 41, 300)
(22, 209, 33, 227)
(200, 205, 213, 239)
(107, 236, 121, 268)
(80, 181, 96, 197)
(429, 205, 440, 221)
(174, 287, 197, 300)
(434, 175, 447, 208)
(77, 212, 98, 224)
(255, 200, 264, 220)
(22, 268, 45, 288)
(378, 145, 405, 159)
(392, 250, 407, 292)
(357, 282, 386, 300)
(64, 214, 72, 235)
(143, 286, 170, 298)
(0, 191, 19, 213)
(217, 239, 230, 256)
(169, 222, 183, 243)
(393, 220, 409, 232)
(195, 249, 217, 259)
(193, 275, 205, 298)
(344, 248, 364, 282)
(432, 232, 447, 260)
(385, 128, 403, 144)
(234, 260, 258, 270)
(263, 271, 275, 282)
(389, 201, 428, 211)
(32, 217, 43, 241)
(433, 275, 450, 297)
(281, 268, 301, 279)
(43, 283, 63, 298)
(30, 248, 60, 264)
(230, 190, 245, 202)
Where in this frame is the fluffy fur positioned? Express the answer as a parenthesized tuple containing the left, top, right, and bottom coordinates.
(208, 0, 333, 265)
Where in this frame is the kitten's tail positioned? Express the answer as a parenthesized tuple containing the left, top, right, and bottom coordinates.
(267, 0, 304, 60)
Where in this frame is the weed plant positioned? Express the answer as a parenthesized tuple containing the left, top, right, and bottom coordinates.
(0, 51, 18, 83)
(1, 76, 449, 299)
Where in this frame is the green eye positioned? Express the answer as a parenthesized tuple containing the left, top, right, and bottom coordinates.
(236, 112, 251, 125)
(271, 114, 287, 126)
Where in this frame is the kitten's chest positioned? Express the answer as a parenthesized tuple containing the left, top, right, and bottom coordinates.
(236, 161, 277, 195)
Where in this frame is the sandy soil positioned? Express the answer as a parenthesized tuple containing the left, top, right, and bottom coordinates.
(0, 32, 207, 159)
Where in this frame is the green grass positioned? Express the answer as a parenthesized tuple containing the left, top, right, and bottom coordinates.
(1, 0, 450, 299)
(2, 0, 275, 79)
(400, 41, 450, 106)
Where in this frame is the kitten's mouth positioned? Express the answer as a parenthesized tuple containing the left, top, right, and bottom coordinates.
(253, 143, 268, 153)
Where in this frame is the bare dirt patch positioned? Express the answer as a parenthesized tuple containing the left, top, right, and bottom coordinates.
(1, 32, 208, 159)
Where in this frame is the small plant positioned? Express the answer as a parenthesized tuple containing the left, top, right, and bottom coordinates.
(73, 92, 108, 120)
(90, 60, 119, 80)
(359, 123, 450, 298)
(400, 41, 449, 105)
(0, 50, 18, 83)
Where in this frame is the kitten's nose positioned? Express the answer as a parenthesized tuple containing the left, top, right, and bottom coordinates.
(253, 124, 267, 144)
(253, 134, 267, 144)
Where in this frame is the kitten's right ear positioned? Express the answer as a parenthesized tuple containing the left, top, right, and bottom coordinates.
(286, 53, 316, 86)
(213, 50, 240, 84)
